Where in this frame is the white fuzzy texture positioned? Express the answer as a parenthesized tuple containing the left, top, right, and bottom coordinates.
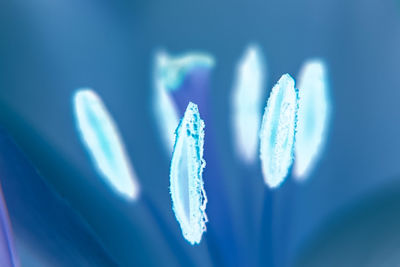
(232, 45, 266, 164)
(153, 51, 214, 154)
(294, 60, 330, 180)
(170, 102, 207, 245)
(260, 74, 298, 188)
(156, 51, 215, 91)
(74, 89, 140, 200)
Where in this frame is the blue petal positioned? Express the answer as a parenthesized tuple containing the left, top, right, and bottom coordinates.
(0, 184, 18, 267)
(0, 128, 117, 266)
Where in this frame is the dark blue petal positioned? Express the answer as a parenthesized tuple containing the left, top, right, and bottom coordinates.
(0, 128, 117, 266)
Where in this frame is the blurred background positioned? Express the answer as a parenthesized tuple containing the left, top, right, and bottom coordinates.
(1, 0, 400, 266)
